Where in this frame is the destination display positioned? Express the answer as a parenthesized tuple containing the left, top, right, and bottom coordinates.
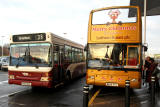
(13, 33, 46, 42)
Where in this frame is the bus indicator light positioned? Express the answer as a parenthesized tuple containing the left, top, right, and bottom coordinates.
(9, 75, 15, 79)
(22, 73, 29, 76)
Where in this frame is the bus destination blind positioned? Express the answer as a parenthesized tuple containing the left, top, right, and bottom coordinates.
(13, 33, 46, 42)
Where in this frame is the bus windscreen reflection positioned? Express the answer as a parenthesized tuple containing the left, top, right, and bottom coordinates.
(10, 43, 51, 67)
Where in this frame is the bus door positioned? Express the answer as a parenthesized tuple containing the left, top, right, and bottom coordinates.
(126, 45, 140, 66)
(53, 45, 64, 83)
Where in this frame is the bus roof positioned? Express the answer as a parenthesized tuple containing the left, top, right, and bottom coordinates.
(10, 32, 84, 49)
(91, 6, 139, 13)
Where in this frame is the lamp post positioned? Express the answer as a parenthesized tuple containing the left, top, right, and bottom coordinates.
(1, 36, 4, 57)
(63, 33, 67, 38)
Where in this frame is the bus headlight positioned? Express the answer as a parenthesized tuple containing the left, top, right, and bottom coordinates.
(9, 75, 15, 79)
(131, 78, 137, 82)
(89, 76, 94, 79)
(40, 77, 49, 81)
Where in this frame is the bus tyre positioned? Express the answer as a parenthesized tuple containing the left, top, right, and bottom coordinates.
(31, 86, 38, 91)
(93, 85, 100, 90)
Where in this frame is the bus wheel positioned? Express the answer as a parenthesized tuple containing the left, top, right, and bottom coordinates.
(31, 86, 38, 91)
(93, 85, 100, 90)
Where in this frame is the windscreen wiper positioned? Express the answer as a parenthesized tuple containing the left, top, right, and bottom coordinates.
(16, 58, 20, 68)
(35, 64, 39, 69)
(16, 63, 19, 68)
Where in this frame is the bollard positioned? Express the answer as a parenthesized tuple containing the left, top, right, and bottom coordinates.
(83, 85, 89, 107)
(125, 80, 130, 107)
(151, 76, 155, 105)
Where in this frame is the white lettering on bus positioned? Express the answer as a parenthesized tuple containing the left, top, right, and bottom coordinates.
(19, 36, 31, 40)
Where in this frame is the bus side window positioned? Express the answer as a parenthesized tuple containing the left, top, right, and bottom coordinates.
(59, 45, 64, 62)
(64, 45, 72, 62)
(75, 48, 78, 62)
(127, 46, 139, 66)
(78, 49, 82, 62)
(72, 48, 75, 63)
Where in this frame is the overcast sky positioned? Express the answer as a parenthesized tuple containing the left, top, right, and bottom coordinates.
(0, 0, 159, 55)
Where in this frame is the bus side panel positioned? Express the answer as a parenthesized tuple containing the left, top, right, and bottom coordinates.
(67, 62, 86, 79)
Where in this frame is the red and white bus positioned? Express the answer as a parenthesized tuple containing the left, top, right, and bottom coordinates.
(8, 32, 85, 88)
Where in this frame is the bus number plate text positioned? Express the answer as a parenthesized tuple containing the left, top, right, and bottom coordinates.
(21, 82, 31, 86)
(106, 83, 118, 87)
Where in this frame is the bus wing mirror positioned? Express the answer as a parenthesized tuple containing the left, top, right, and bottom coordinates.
(144, 46, 148, 52)
(143, 45, 148, 52)
(55, 46, 59, 51)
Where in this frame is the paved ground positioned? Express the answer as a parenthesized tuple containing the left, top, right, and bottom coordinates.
(0, 71, 160, 107)
(88, 83, 160, 107)
(0, 71, 85, 107)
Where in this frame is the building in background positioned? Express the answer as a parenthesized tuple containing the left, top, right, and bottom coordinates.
(0, 44, 10, 56)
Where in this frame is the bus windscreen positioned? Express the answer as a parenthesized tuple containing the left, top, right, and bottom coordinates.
(10, 43, 51, 67)
(87, 44, 139, 69)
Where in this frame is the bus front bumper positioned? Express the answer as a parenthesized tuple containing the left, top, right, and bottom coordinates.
(8, 79, 52, 88)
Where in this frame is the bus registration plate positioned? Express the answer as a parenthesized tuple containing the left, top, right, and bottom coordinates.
(106, 83, 118, 87)
(21, 82, 31, 86)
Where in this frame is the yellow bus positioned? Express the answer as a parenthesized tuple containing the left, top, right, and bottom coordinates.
(86, 6, 142, 88)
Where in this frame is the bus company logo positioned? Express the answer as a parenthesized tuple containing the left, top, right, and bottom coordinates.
(22, 73, 29, 76)
(92, 26, 136, 31)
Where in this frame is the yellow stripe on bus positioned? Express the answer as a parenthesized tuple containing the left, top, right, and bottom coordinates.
(88, 89, 101, 106)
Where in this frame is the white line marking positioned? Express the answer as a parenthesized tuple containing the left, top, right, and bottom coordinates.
(0, 80, 8, 85)
(137, 94, 149, 98)
(0, 94, 9, 99)
(0, 74, 8, 75)
(140, 100, 148, 104)
(0, 90, 25, 99)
